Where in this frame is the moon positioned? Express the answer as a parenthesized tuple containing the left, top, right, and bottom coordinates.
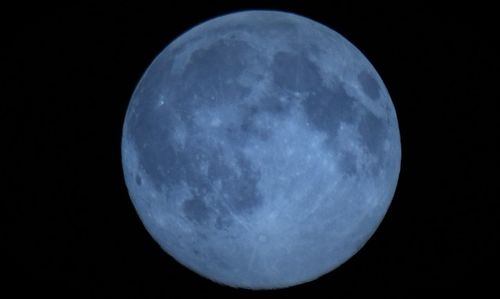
(121, 10, 401, 289)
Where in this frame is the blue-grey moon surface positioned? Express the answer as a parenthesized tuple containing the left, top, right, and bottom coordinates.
(122, 10, 401, 289)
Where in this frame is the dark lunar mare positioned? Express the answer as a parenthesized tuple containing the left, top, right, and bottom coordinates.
(269, 48, 387, 175)
(126, 37, 270, 227)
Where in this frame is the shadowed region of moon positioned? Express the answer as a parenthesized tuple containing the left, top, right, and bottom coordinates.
(122, 10, 401, 289)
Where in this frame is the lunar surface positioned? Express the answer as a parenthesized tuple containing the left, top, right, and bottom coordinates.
(122, 11, 401, 289)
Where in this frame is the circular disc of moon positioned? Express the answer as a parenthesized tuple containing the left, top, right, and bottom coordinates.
(122, 10, 401, 289)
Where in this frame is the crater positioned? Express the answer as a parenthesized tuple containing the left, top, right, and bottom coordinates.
(135, 174, 142, 186)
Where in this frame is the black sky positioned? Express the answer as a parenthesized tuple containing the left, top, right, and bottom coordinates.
(6, 1, 498, 296)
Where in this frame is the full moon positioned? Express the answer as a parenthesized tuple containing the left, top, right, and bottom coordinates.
(122, 11, 401, 289)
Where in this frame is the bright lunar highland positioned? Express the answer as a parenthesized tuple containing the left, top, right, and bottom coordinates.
(122, 10, 401, 289)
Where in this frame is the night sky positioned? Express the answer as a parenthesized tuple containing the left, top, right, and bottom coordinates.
(6, 2, 498, 296)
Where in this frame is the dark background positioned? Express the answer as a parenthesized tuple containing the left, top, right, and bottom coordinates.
(5, 1, 498, 296)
